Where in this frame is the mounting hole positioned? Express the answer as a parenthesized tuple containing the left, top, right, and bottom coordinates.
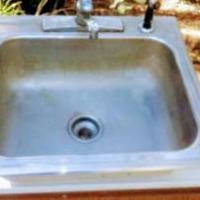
(138, 22, 154, 33)
(68, 114, 103, 142)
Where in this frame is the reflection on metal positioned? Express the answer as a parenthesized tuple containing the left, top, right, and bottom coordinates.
(0, 177, 12, 189)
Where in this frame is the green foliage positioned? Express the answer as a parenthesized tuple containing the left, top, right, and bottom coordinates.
(35, 0, 65, 15)
(36, 0, 48, 15)
(0, 0, 24, 15)
(19, 0, 64, 15)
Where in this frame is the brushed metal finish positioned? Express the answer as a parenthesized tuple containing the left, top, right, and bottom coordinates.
(42, 17, 124, 33)
(76, 0, 93, 26)
(0, 16, 199, 194)
(0, 39, 196, 156)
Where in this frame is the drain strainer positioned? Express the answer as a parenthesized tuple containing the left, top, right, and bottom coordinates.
(68, 114, 103, 142)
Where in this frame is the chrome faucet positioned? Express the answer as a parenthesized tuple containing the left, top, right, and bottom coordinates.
(76, 0, 100, 39)
(42, 0, 124, 36)
(76, 0, 93, 26)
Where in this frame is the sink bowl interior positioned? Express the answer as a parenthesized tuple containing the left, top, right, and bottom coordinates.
(0, 38, 197, 157)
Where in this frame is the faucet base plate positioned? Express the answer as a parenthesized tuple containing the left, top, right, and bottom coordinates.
(42, 16, 124, 32)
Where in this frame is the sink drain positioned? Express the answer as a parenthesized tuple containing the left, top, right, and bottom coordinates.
(68, 114, 103, 142)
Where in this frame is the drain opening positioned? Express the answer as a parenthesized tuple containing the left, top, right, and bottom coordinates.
(68, 115, 102, 142)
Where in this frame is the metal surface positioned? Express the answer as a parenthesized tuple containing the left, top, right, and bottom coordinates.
(0, 38, 196, 156)
(76, 0, 93, 26)
(0, 16, 199, 194)
(42, 17, 124, 33)
(86, 19, 100, 39)
(68, 114, 103, 143)
(42, 0, 123, 39)
(75, 0, 100, 39)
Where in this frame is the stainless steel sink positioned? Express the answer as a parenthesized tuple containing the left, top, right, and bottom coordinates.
(0, 38, 197, 156)
(0, 16, 200, 194)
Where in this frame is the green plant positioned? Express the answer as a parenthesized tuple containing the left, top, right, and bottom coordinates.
(0, 0, 24, 15)
(35, 0, 48, 15)
(35, 0, 65, 15)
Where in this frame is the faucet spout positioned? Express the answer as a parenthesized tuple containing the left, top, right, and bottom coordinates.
(86, 20, 100, 39)
(76, 0, 93, 26)
(75, 0, 100, 39)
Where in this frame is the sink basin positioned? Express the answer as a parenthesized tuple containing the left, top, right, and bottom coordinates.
(0, 16, 200, 194)
(0, 38, 197, 156)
